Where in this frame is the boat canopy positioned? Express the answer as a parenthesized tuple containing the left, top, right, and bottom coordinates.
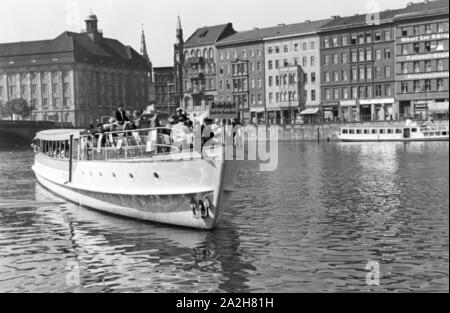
(35, 129, 82, 141)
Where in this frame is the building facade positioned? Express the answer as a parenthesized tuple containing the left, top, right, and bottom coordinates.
(216, 31, 266, 123)
(153, 66, 176, 115)
(182, 23, 236, 115)
(0, 14, 150, 127)
(394, 0, 449, 119)
(319, 11, 399, 122)
(264, 20, 329, 124)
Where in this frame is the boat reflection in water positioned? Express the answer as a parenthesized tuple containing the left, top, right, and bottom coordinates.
(31, 184, 255, 292)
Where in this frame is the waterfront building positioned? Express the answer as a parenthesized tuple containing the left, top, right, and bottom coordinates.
(153, 66, 176, 115)
(394, 0, 449, 120)
(319, 12, 399, 122)
(182, 23, 236, 115)
(263, 19, 330, 124)
(215, 30, 266, 123)
(0, 14, 150, 127)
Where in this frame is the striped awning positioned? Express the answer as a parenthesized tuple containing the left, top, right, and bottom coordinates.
(300, 108, 320, 115)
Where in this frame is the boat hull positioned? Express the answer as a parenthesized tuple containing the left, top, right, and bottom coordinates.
(32, 151, 239, 230)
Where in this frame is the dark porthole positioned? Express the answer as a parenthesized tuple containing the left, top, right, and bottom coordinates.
(99, 172, 102, 177)
(112, 173, 116, 178)
(129, 173, 134, 179)
(154, 173, 160, 179)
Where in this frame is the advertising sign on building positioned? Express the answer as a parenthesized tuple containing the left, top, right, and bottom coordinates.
(209, 102, 238, 119)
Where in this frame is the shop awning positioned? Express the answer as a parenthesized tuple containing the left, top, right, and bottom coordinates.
(250, 107, 265, 113)
(428, 102, 449, 112)
(300, 108, 320, 115)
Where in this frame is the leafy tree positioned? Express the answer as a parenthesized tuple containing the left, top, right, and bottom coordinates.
(0, 98, 33, 120)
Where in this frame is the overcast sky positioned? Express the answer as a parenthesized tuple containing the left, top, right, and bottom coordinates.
(1, 0, 412, 66)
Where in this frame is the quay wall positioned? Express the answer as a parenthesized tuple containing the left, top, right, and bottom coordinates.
(244, 120, 449, 142)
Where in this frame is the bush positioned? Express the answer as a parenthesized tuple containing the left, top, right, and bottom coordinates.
(0, 98, 33, 120)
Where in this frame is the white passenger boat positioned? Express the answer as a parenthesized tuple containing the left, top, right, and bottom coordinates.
(338, 121, 449, 142)
(31, 127, 240, 230)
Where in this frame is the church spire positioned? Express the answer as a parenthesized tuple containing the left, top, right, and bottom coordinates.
(176, 15, 183, 44)
(140, 24, 149, 62)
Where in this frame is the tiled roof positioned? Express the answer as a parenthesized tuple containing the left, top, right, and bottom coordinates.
(0, 31, 148, 69)
(184, 23, 236, 47)
(217, 19, 331, 45)
(394, 0, 449, 19)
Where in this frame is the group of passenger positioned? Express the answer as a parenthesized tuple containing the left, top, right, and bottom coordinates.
(82, 105, 241, 153)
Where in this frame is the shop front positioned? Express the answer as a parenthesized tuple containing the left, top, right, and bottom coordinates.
(299, 107, 321, 124)
(321, 102, 339, 121)
(250, 107, 266, 125)
(428, 101, 449, 120)
(414, 101, 428, 120)
(339, 100, 358, 122)
(359, 98, 395, 121)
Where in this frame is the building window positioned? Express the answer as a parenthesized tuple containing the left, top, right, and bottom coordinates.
(366, 48, 372, 61)
(414, 80, 420, 93)
(342, 88, 348, 99)
(310, 41, 315, 49)
(311, 72, 316, 83)
(357, 49, 364, 61)
(268, 60, 273, 70)
(294, 57, 299, 65)
(413, 43, 420, 53)
(268, 46, 273, 54)
(367, 85, 373, 98)
(351, 50, 357, 62)
(401, 81, 408, 93)
(350, 34, 357, 45)
(359, 66, 365, 80)
(385, 66, 391, 78)
(414, 61, 420, 73)
(402, 45, 408, 55)
(311, 90, 316, 101)
(242, 49, 247, 58)
(425, 60, 432, 72)
(268, 76, 273, 87)
(401, 63, 408, 74)
(375, 85, 382, 97)
(375, 49, 381, 60)
(384, 30, 391, 41)
(333, 71, 339, 82)
(342, 53, 348, 64)
(332, 37, 339, 47)
(257, 49, 261, 56)
(425, 24, 432, 34)
(256, 62, 261, 71)
(324, 55, 330, 65)
(302, 42, 307, 50)
(351, 67, 357, 81)
(283, 44, 289, 52)
(402, 28, 408, 36)
(359, 86, 365, 98)
(325, 88, 330, 100)
(366, 67, 372, 80)
(275, 60, 279, 69)
(324, 72, 330, 82)
(438, 59, 444, 71)
(324, 38, 330, 48)
(413, 25, 420, 35)
(341, 36, 348, 46)
(375, 31, 381, 41)
(275, 46, 280, 53)
(310, 56, 315, 66)
(350, 86, 356, 99)
(375, 66, 382, 78)
(385, 85, 391, 96)
(301, 57, 307, 67)
(358, 34, 364, 44)
(294, 43, 299, 51)
(425, 79, 431, 92)
(425, 41, 431, 52)
(269, 92, 273, 104)
(333, 88, 339, 99)
(384, 48, 391, 59)
(437, 78, 444, 91)
(342, 70, 348, 81)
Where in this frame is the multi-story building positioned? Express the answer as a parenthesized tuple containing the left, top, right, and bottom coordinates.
(319, 11, 400, 122)
(394, 0, 449, 119)
(215, 30, 266, 123)
(0, 14, 150, 127)
(264, 19, 330, 124)
(182, 23, 236, 115)
(153, 66, 176, 115)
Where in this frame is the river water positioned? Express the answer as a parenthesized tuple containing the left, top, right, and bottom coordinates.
(0, 142, 448, 292)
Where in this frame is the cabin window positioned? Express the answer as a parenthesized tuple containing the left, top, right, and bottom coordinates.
(349, 129, 355, 134)
(443, 131, 448, 136)
(395, 129, 402, 134)
(411, 128, 417, 132)
(364, 129, 370, 134)
(379, 129, 385, 134)
(342, 129, 348, 134)
(356, 129, 362, 134)
(424, 132, 429, 137)
(371, 129, 377, 134)
(387, 129, 393, 134)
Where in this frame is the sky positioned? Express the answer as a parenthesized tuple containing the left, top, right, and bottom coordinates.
(0, 0, 412, 66)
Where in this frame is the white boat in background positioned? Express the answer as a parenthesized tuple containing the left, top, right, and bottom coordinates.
(338, 121, 449, 142)
(31, 127, 240, 230)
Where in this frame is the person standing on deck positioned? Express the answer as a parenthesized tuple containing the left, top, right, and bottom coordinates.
(115, 105, 129, 125)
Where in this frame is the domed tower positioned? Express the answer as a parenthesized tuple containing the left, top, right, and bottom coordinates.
(83, 13, 102, 42)
(174, 15, 184, 110)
